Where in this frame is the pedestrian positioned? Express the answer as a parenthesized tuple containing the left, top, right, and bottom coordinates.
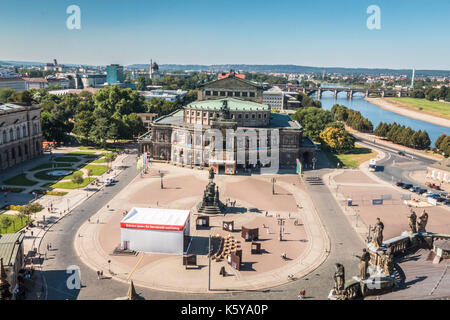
(88, 218, 90, 223)
(100, 270, 103, 278)
(48, 208, 50, 213)
(31, 231, 34, 237)
(96, 218, 99, 224)
(49, 243, 52, 250)
(298, 289, 304, 300)
(97, 271, 100, 280)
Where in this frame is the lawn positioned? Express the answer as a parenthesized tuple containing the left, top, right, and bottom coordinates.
(82, 164, 109, 176)
(91, 157, 107, 163)
(325, 144, 378, 168)
(4, 174, 39, 186)
(0, 214, 33, 234)
(50, 177, 97, 189)
(387, 97, 450, 120)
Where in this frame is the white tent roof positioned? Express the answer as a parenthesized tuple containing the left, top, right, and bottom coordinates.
(121, 208, 190, 231)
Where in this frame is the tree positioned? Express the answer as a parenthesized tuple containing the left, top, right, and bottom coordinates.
(0, 88, 14, 103)
(435, 134, 447, 151)
(319, 127, 355, 154)
(292, 107, 334, 141)
(73, 111, 95, 141)
(0, 216, 12, 233)
(71, 172, 84, 186)
(439, 135, 450, 156)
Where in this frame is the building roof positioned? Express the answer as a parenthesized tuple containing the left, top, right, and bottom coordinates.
(0, 233, 24, 266)
(187, 98, 269, 111)
(268, 113, 302, 130)
(200, 74, 263, 89)
(120, 208, 190, 231)
(22, 77, 48, 83)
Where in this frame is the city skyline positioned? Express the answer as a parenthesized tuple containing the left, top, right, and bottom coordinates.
(1, 0, 449, 70)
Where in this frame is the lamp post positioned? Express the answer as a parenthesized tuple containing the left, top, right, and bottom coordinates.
(272, 178, 276, 195)
(108, 259, 111, 274)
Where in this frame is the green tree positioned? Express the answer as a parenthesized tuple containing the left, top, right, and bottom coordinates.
(71, 172, 84, 186)
(292, 107, 334, 141)
(0, 216, 12, 233)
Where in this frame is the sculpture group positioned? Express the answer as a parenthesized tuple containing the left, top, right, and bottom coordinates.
(408, 209, 428, 234)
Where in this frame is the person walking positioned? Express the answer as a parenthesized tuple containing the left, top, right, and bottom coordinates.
(298, 289, 304, 300)
(97, 271, 100, 280)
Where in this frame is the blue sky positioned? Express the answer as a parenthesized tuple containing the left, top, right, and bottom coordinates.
(1, 0, 449, 69)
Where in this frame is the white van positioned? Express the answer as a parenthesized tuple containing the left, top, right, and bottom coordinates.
(369, 159, 377, 172)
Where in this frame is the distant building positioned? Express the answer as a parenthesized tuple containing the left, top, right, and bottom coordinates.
(139, 89, 187, 102)
(80, 74, 107, 88)
(0, 233, 25, 299)
(106, 64, 124, 85)
(0, 77, 26, 92)
(48, 88, 101, 96)
(263, 86, 284, 110)
(149, 60, 160, 79)
(0, 103, 43, 170)
(0, 69, 18, 79)
(137, 113, 159, 130)
(22, 77, 48, 90)
(263, 86, 301, 111)
(44, 59, 67, 72)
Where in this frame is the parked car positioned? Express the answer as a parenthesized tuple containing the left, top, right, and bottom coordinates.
(423, 191, 435, 197)
(402, 184, 413, 189)
(444, 199, 450, 206)
(409, 186, 420, 192)
(416, 188, 427, 195)
(440, 192, 449, 199)
(436, 197, 446, 203)
(398, 151, 406, 156)
(428, 194, 441, 199)
(396, 182, 404, 187)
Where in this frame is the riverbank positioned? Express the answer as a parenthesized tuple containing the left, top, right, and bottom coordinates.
(365, 97, 450, 128)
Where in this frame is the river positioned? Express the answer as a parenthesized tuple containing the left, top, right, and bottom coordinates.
(314, 85, 449, 147)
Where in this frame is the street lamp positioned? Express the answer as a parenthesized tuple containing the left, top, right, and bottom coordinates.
(108, 259, 111, 274)
(160, 172, 165, 189)
(271, 178, 276, 195)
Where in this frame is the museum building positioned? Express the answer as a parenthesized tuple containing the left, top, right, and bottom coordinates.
(138, 74, 315, 173)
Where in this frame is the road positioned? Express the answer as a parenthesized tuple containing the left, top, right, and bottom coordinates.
(37, 150, 363, 300)
(356, 138, 434, 189)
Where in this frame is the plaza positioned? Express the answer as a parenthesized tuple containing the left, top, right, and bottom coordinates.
(75, 162, 329, 292)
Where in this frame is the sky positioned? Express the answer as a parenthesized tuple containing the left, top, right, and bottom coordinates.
(0, 0, 449, 69)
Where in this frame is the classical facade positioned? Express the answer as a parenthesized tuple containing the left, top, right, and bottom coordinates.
(138, 75, 315, 173)
(0, 103, 43, 170)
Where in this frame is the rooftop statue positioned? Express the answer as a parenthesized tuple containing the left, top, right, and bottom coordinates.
(417, 210, 428, 233)
(408, 209, 417, 234)
(371, 218, 384, 250)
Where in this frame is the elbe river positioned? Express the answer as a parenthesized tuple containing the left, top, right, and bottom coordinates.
(314, 85, 449, 147)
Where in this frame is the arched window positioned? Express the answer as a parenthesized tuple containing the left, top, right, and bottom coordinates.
(2, 130, 6, 143)
(9, 129, 14, 141)
(17, 127, 21, 140)
(33, 123, 38, 135)
(23, 126, 27, 137)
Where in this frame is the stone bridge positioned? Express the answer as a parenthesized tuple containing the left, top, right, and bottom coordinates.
(275, 84, 410, 99)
